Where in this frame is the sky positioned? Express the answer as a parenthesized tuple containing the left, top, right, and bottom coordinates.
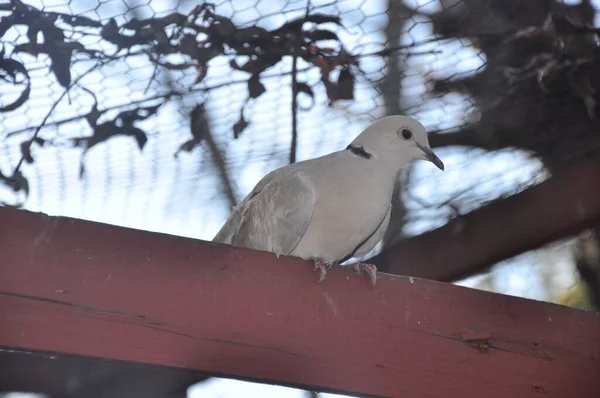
(0, 0, 588, 396)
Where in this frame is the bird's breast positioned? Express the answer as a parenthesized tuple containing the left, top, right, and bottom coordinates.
(291, 163, 393, 262)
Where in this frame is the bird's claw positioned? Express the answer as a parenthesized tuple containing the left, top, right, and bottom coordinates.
(313, 259, 328, 283)
(352, 262, 378, 286)
(313, 260, 377, 286)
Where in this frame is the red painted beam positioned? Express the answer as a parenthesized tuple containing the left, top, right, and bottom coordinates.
(0, 207, 599, 397)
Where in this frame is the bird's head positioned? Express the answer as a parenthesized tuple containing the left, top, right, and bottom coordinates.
(350, 115, 444, 171)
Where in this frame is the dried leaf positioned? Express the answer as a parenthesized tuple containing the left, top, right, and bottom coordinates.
(176, 103, 207, 156)
(190, 104, 207, 140)
(322, 67, 355, 103)
(294, 82, 315, 110)
(194, 65, 208, 84)
(26, 25, 39, 45)
(0, 170, 29, 197)
(231, 26, 270, 44)
(230, 58, 251, 72)
(0, 55, 31, 112)
(120, 104, 161, 122)
(73, 105, 160, 150)
(307, 29, 339, 42)
(175, 138, 202, 157)
(42, 24, 71, 87)
(58, 14, 103, 28)
(19, 137, 44, 164)
(0, 15, 15, 38)
(131, 127, 148, 149)
(85, 104, 102, 126)
(233, 110, 249, 138)
(101, 18, 154, 48)
(14, 39, 85, 88)
(49, 52, 72, 87)
(20, 141, 34, 164)
(336, 67, 355, 100)
(248, 74, 265, 98)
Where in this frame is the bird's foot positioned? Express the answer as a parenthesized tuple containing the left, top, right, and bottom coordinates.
(352, 262, 378, 286)
(313, 258, 328, 283)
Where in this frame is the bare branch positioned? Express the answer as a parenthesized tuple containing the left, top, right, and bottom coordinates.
(428, 125, 505, 151)
(369, 157, 600, 282)
(203, 127, 237, 209)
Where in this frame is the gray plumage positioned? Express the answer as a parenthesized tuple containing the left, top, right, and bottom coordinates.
(213, 115, 444, 282)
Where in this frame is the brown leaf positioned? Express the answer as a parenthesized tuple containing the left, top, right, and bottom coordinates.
(0, 55, 30, 112)
(233, 110, 249, 138)
(248, 74, 265, 98)
(336, 67, 355, 100)
(230, 58, 263, 74)
(190, 104, 207, 140)
(307, 29, 339, 42)
(1, 170, 29, 197)
(175, 138, 202, 157)
(175, 104, 207, 156)
(294, 82, 315, 110)
(20, 137, 44, 164)
(194, 65, 208, 84)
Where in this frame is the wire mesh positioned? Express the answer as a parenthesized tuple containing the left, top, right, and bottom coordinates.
(4, 0, 600, 396)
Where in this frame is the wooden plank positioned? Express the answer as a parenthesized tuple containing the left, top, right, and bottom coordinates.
(372, 157, 600, 282)
(0, 207, 599, 397)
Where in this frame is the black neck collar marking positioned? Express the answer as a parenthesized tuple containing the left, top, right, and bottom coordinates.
(346, 144, 372, 159)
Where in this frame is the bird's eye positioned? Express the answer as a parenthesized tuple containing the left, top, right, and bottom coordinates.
(400, 129, 412, 140)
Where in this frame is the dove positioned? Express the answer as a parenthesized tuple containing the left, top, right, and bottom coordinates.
(213, 115, 444, 285)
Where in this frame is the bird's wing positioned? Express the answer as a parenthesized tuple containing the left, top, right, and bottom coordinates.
(212, 169, 279, 245)
(213, 170, 316, 256)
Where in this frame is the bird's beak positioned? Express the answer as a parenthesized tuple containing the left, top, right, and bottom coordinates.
(416, 142, 444, 171)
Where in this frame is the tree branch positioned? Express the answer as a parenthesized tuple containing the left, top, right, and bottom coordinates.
(203, 127, 237, 208)
(428, 125, 505, 151)
(369, 157, 600, 282)
(289, 1, 312, 164)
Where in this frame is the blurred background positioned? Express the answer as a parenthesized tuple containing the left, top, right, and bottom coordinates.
(1, 0, 599, 396)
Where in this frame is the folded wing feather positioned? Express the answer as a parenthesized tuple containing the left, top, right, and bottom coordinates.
(213, 170, 317, 257)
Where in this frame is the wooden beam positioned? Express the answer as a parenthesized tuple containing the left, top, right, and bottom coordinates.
(1, 207, 599, 397)
(371, 157, 600, 282)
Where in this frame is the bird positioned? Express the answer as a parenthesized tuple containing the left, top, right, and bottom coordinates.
(213, 115, 444, 285)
